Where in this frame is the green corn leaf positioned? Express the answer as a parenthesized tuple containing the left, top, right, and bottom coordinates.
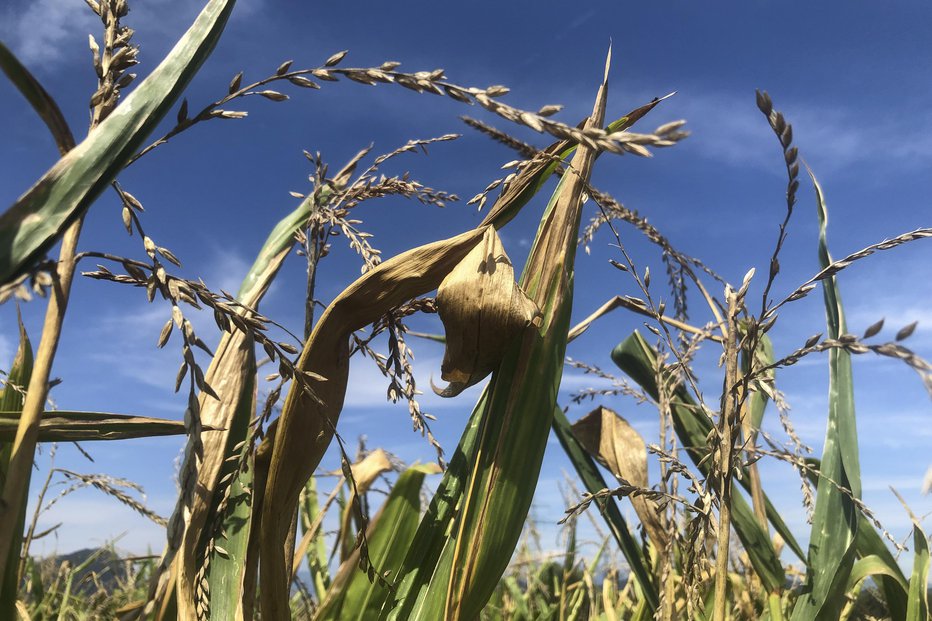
(0, 316, 33, 621)
(611, 331, 789, 593)
(314, 463, 441, 620)
(796, 456, 909, 618)
(853, 515, 909, 619)
(845, 554, 908, 597)
(906, 523, 929, 621)
(552, 406, 658, 609)
(379, 389, 489, 620)
(0, 0, 236, 286)
(791, 169, 861, 621)
(194, 359, 256, 621)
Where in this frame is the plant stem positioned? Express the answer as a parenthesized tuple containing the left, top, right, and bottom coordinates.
(712, 290, 741, 621)
(19, 456, 58, 582)
(0, 218, 83, 578)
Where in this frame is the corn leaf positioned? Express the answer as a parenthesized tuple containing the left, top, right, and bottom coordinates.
(796, 456, 909, 618)
(906, 523, 930, 621)
(845, 554, 907, 597)
(314, 462, 441, 620)
(298, 475, 331, 601)
(184, 335, 256, 621)
(790, 170, 860, 621)
(0, 0, 236, 286)
(853, 517, 909, 618)
(0, 316, 33, 621)
(0, 410, 198, 441)
(379, 388, 489, 620)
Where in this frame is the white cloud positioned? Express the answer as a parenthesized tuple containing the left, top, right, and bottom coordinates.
(0, 0, 97, 66)
(202, 244, 254, 298)
(27, 494, 169, 557)
(663, 89, 932, 176)
(0, 0, 263, 68)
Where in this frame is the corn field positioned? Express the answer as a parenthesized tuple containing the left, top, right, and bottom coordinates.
(1, 1, 931, 619)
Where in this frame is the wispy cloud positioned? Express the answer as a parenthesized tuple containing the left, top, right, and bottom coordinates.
(661, 89, 932, 176)
(0, 0, 97, 66)
(0, 0, 264, 68)
(202, 244, 255, 298)
(85, 302, 206, 390)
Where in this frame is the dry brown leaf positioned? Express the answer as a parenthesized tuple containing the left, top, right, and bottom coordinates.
(346, 448, 393, 495)
(571, 405, 667, 549)
(433, 226, 539, 397)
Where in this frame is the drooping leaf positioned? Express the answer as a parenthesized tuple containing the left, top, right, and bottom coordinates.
(433, 226, 539, 397)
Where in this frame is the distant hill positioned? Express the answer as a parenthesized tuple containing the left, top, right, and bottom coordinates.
(32, 547, 144, 597)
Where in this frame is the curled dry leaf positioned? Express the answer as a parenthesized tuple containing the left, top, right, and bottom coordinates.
(343, 448, 393, 496)
(571, 405, 667, 549)
(433, 226, 539, 397)
(259, 225, 489, 618)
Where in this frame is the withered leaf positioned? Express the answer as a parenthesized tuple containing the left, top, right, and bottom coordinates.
(433, 227, 539, 397)
(571, 406, 667, 549)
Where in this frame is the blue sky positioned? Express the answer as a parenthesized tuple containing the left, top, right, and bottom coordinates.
(1, 0, 930, 571)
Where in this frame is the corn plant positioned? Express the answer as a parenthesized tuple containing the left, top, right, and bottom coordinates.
(2, 1, 931, 619)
